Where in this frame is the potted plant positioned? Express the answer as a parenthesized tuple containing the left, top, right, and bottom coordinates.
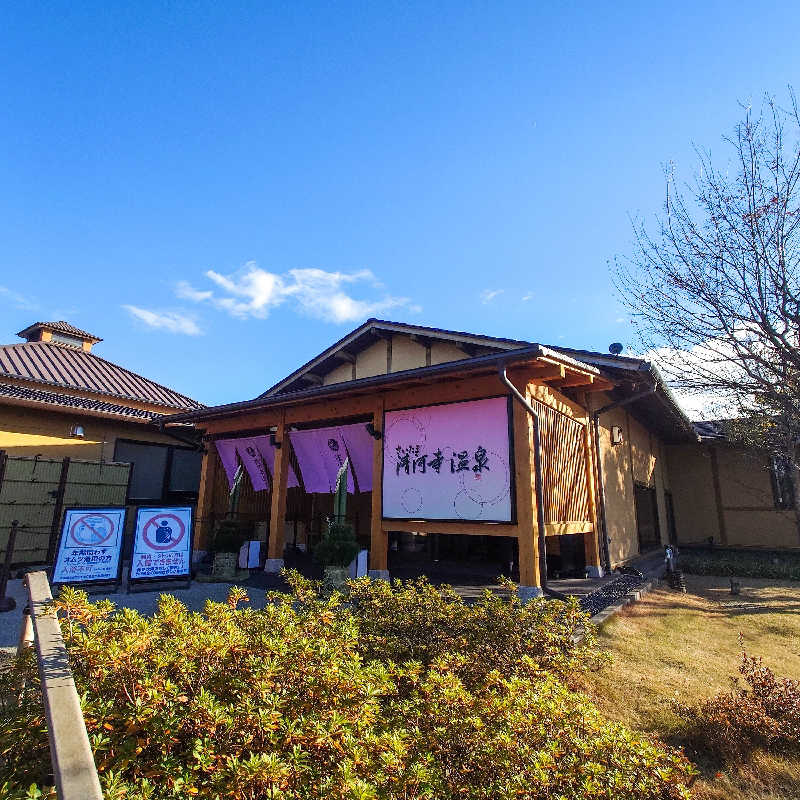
(314, 458, 360, 588)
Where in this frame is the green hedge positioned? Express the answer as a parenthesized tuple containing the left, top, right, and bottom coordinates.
(679, 548, 800, 580)
(0, 573, 696, 799)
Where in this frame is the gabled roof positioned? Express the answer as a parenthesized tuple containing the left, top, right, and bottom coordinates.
(16, 320, 102, 343)
(263, 318, 530, 397)
(258, 318, 696, 442)
(164, 344, 606, 426)
(0, 380, 155, 420)
(0, 341, 204, 411)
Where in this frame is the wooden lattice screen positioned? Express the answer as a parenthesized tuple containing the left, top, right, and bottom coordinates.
(530, 398, 591, 525)
(0, 454, 131, 565)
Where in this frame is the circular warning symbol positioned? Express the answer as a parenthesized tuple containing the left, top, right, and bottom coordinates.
(70, 513, 116, 546)
(141, 513, 186, 551)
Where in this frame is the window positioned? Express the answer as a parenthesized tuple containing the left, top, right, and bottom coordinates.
(114, 439, 202, 503)
(770, 456, 796, 510)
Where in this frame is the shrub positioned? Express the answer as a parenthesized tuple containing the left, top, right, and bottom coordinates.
(679, 549, 800, 581)
(0, 579, 696, 799)
(339, 573, 604, 686)
(677, 646, 800, 761)
(313, 522, 359, 568)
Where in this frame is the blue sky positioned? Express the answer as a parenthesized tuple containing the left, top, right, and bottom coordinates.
(1, 1, 798, 407)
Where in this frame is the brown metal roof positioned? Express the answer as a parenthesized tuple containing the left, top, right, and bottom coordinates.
(0, 380, 156, 420)
(16, 320, 102, 343)
(0, 342, 204, 411)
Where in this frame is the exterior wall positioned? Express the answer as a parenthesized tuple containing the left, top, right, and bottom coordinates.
(355, 340, 388, 379)
(323, 361, 352, 386)
(390, 335, 426, 372)
(666, 443, 799, 549)
(430, 341, 467, 366)
(0, 405, 179, 460)
(590, 397, 670, 566)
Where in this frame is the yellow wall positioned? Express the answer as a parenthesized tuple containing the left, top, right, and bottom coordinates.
(430, 341, 467, 365)
(323, 361, 352, 386)
(390, 335, 427, 372)
(591, 397, 670, 566)
(355, 340, 388, 379)
(0, 404, 181, 460)
(666, 443, 799, 548)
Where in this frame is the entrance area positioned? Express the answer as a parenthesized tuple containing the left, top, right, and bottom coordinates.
(387, 532, 518, 584)
(634, 483, 661, 552)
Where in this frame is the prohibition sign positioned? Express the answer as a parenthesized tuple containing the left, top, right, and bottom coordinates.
(70, 513, 116, 547)
(141, 512, 186, 551)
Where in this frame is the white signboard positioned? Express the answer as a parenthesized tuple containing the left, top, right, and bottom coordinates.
(130, 506, 193, 582)
(382, 396, 514, 522)
(52, 507, 126, 585)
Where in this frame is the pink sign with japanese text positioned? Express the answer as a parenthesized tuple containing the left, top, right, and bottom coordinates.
(382, 396, 513, 522)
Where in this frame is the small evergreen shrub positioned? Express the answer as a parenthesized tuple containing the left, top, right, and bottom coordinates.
(313, 522, 359, 568)
(0, 577, 697, 799)
(679, 549, 800, 581)
(678, 647, 800, 761)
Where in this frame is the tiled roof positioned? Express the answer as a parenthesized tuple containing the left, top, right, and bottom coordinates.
(0, 342, 204, 411)
(16, 320, 102, 342)
(0, 381, 155, 419)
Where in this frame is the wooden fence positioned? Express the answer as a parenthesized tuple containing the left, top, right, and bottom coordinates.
(531, 398, 591, 525)
(0, 451, 131, 565)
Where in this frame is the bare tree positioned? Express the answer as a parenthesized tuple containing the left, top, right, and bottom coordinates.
(615, 91, 800, 539)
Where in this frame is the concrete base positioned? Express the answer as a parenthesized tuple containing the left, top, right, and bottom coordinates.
(264, 558, 285, 574)
(517, 585, 544, 602)
(368, 569, 391, 581)
(586, 565, 605, 578)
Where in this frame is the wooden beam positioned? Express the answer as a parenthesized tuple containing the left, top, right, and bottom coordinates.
(544, 521, 593, 536)
(303, 373, 324, 386)
(267, 413, 289, 560)
(381, 519, 519, 537)
(335, 350, 356, 364)
(370, 397, 387, 572)
(195, 445, 218, 551)
(512, 395, 539, 587)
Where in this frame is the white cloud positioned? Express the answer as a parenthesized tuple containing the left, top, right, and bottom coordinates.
(480, 289, 504, 304)
(0, 285, 37, 311)
(180, 261, 416, 324)
(522, 292, 534, 302)
(123, 305, 202, 336)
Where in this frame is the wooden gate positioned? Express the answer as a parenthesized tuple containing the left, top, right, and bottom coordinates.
(0, 452, 131, 565)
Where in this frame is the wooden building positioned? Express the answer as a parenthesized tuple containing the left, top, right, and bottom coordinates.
(166, 320, 698, 594)
(0, 320, 205, 508)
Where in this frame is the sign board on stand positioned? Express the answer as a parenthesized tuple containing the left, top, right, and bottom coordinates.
(128, 506, 193, 590)
(52, 507, 126, 590)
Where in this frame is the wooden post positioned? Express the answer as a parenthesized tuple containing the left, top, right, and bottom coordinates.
(582, 424, 602, 572)
(513, 390, 540, 591)
(194, 443, 218, 553)
(46, 457, 71, 564)
(266, 413, 289, 569)
(369, 396, 388, 576)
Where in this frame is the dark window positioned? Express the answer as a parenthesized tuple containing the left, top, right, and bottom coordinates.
(114, 439, 202, 503)
(770, 456, 796, 510)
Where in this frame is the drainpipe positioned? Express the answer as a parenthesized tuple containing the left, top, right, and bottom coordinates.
(591, 383, 657, 572)
(498, 366, 566, 599)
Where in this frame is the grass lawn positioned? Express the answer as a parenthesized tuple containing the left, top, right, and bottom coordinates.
(583, 575, 800, 800)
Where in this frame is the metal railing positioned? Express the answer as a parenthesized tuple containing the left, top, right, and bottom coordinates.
(17, 571, 103, 800)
